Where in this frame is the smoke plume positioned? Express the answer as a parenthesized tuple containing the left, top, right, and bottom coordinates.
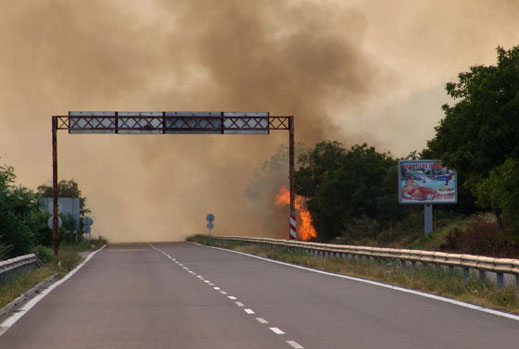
(0, 0, 518, 241)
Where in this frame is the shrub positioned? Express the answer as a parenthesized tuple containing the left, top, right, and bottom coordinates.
(441, 215, 519, 257)
(35, 245, 54, 264)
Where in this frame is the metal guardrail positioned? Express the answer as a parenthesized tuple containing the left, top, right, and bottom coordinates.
(0, 254, 40, 285)
(199, 235, 519, 291)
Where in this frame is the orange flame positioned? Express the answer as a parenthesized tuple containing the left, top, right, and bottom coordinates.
(275, 186, 317, 241)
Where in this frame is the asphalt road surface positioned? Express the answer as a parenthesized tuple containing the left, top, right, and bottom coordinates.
(1, 242, 518, 348)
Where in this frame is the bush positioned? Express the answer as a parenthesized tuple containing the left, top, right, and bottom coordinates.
(35, 245, 54, 264)
(441, 215, 519, 257)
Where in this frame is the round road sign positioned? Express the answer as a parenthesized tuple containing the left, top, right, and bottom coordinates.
(83, 225, 91, 234)
(47, 216, 63, 230)
(207, 222, 214, 230)
(83, 216, 94, 226)
(206, 214, 215, 222)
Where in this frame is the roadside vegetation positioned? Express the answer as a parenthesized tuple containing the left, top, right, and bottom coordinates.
(290, 46, 519, 258)
(189, 236, 519, 314)
(0, 159, 106, 310)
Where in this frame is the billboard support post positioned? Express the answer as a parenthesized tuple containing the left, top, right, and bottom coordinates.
(424, 204, 433, 235)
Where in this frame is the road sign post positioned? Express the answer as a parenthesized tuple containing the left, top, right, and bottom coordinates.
(206, 214, 215, 235)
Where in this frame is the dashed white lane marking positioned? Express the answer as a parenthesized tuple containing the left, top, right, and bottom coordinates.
(256, 317, 269, 324)
(286, 340, 304, 349)
(151, 244, 304, 348)
(106, 249, 149, 252)
(270, 327, 285, 335)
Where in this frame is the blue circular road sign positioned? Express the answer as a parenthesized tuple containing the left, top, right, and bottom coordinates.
(83, 216, 94, 226)
(207, 222, 214, 230)
(206, 214, 215, 222)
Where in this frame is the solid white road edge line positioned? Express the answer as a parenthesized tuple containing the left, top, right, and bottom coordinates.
(0, 244, 107, 334)
(198, 243, 519, 322)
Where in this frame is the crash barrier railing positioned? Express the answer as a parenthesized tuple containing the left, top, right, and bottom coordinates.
(0, 254, 40, 285)
(198, 235, 519, 292)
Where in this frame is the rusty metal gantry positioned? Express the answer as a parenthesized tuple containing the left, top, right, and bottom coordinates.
(51, 112, 295, 255)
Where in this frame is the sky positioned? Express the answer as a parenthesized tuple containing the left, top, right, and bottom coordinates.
(0, 0, 518, 242)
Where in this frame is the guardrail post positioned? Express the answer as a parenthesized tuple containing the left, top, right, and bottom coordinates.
(478, 269, 485, 283)
(516, 274, 519, 295)
(411, 261, 417, 273)
(463, 267, 470, 286)
(400, 260, 406, 272)
(497, 272, 504, 290)
(448, 265, 454, 275)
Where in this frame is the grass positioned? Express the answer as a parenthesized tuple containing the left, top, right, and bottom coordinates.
(188, 235, 519, 314)
(0, 238, 106, 310)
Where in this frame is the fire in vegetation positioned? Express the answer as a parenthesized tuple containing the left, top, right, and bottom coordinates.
(275, 186, 317, 241)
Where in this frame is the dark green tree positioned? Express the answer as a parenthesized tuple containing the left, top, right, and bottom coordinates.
(296, 142, 399, 241)
(0, 162, 42, 258)
(475, 158, 519, 234)
(295, 141, 346, 199)
(425, 46, 519, 200)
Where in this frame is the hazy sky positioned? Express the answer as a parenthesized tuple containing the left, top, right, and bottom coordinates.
(1, 0, 518, 242)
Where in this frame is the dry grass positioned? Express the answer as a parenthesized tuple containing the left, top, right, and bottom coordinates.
(0, 267, 56, 309)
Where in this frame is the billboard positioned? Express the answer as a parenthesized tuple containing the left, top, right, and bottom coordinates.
(39, 197, 81, 231)
(398, 160, 457, 204)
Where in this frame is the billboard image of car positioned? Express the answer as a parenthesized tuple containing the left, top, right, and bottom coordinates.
(398, 160, 457, 204)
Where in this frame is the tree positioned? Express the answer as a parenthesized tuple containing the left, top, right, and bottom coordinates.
(295, 141, 346, 199)
(425, 46, 519, 198)
(296, 142, 399, 241)
(0, 161, 40, 258)
(475, 158, 519, 234)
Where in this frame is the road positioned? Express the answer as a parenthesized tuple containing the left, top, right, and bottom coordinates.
(1, 242, 518, 348)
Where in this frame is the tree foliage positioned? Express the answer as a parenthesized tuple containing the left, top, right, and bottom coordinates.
(295, 142, 400, 241)
(425, 46, 519, 192)
(0, 162, 43, 258)
(475, 158, 519, 234)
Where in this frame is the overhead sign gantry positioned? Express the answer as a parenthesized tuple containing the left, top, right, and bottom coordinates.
(51, 112, 296, 254)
